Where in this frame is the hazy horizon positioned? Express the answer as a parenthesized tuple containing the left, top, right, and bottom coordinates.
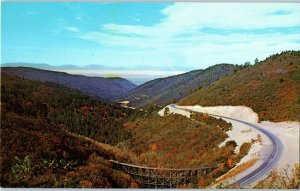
(1, 62, 190, 85)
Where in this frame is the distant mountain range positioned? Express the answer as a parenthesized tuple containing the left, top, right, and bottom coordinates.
(1, 63, 195, 85)
(1, 62, 197, 72)
(1, 63, 105, 70)
(119, 64, 239, 108)
(1, 67, 136, 101)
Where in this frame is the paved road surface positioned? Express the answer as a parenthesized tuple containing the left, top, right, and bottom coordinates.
(170, 104, 282, 187)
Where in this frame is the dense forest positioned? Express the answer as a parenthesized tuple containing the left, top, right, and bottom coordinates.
(1, 74, 143, 145)
(1, 110, 140, 188)
(0, 74, 143, 188)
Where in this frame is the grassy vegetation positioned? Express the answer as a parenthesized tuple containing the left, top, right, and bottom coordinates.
(179, 51, 300, 122)
(216, 158, 257, 186)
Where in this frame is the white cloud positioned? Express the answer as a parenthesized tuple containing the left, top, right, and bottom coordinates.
(66, 26, 79, 32)
(160, 3, 300, 30)
(99, 3, 300, 37)
(78, 3, 300, 69)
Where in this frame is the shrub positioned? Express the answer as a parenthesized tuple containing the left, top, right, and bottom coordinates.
(11, 155, 32, 186)
(236, 142, 252, 162)
(255, 163, 300, 189)
(164, 107, 170, 116)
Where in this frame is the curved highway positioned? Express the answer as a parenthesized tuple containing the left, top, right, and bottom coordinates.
(169, 104, 282, 187)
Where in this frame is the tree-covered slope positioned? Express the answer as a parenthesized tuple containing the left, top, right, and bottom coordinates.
(179, 51, 300, 122)
(120, 111, 253, 187)
(0, 74, 142, 188)
(1, 74, 142, 145)
(0, 112, 138, 188)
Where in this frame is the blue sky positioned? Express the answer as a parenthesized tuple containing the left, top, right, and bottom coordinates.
(2, 2, 300, 84)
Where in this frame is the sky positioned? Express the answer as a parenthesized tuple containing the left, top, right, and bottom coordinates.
(2, 2, 300, 84)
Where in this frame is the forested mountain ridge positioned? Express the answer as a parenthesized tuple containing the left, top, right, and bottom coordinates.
(0, 74, 142, 188)
(1, 67, 136, 101)
(1, 73, 142, 145)
(179, 50, 300, 122)
(119, 64, 239, 108)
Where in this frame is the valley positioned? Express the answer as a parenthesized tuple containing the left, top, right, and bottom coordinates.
(1, 51, 299, 189)
(119, 64, 239, 108)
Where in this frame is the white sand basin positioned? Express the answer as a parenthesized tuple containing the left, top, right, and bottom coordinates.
(118, 100, 136, 109)
(158, 104, 300, 186)
(119, 100, 130, 105)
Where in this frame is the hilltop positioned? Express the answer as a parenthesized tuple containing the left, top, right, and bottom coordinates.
(179, 51, 300, 122)
(1, 67, 136, 101)
(120, 64, 239, 108)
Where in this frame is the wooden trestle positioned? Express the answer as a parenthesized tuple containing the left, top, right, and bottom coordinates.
(110, 160, 218, 188)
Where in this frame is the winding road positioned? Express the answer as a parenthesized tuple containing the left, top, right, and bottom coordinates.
(169, 104, 283, 187)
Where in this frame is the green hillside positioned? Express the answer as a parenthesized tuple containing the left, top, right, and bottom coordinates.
(179, 51, 300, 122)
